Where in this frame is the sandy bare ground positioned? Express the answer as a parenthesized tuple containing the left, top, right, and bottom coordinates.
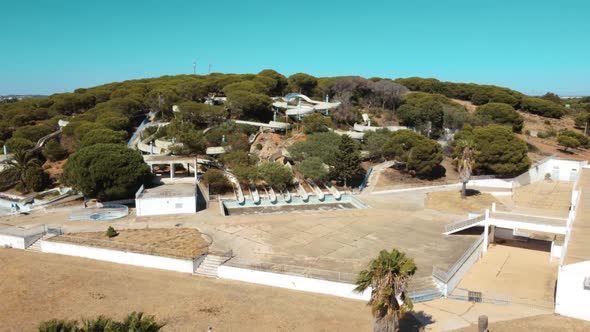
(375, 158, 459, 190)
(453, 314, 590, 332)
(49, 228, 209, 259)
(425, 191, 498, 215)
(456, 244, 557, 309)
(0, 249, 373, 332)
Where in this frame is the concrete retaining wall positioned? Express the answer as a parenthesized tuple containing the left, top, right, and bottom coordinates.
(218, 265, 371, 301)
(0, 234, 26, 249)
(468, 178, 514, 189)
(445, 240, 483, 295)
(0, 232, 43, 249)
(40, 240, 195, 273)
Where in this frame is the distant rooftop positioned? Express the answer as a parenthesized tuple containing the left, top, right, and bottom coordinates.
(137, 184, 196, 199)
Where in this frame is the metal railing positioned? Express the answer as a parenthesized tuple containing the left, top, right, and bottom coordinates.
(444, 214, 485, 234)
(409, 288, 444, 303)
(0, 223, 62, 238)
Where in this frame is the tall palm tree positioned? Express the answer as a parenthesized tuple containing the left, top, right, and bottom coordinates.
(355, 249, 417, 332)
(7, 149, 41, 191)
(456, 141, 475, 199)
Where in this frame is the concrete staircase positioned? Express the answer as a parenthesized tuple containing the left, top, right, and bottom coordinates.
(407, 276, 444, 303)
(193, 254, 228, 278)
(26, 234, 54, 252)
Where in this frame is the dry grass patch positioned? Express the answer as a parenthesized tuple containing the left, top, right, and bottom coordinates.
(425, 190, 499, 215)
(49, 228, 209, 259)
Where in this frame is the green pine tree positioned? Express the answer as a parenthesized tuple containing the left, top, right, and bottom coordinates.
(333, 135, 361, 188)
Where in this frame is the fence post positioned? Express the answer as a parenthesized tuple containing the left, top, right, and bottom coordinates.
(491, 202, 496, 212)
(478, 315, 489, 332)
(484, 208, 490, 253)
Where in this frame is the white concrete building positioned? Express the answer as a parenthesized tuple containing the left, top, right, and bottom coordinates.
(442, 159, 590, 321)
(135, 184, 197, 217)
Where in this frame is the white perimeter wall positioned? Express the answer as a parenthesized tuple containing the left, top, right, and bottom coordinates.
(0, 232, 43, 249)
(556, 260, 590, 321)
(516, 159, 587, 186)
(41, 240, 195, 273)
(468, 178, 514, 189)
(136, 196, 196, 217)
(551, 242, 563, 261)
(218, 265, 371, 301)
(0, 234, 25, 249)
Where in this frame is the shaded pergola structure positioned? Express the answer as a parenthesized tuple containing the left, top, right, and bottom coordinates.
(143, 155, 199, 180)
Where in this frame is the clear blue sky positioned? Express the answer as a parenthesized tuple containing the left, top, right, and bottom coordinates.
(1, 0, 588, 96)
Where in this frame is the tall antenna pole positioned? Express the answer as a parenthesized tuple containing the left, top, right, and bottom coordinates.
(192, 61, 196, 75)
(208, 63, 212, 74)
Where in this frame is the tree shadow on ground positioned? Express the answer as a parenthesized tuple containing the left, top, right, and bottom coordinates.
(556, 148, 575, 155)
(464, 188, 481, 197)
(402, 311, 434, 332)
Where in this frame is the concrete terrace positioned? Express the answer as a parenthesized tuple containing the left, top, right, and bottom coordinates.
(0, 190, 477, 281)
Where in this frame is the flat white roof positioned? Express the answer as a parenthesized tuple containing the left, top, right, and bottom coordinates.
(138, 184, 196, 200)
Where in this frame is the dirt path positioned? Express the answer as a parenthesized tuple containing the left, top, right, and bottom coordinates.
(0, 249, 372, 332)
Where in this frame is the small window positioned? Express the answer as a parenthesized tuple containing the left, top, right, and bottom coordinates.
(175, 203, 183, 209)
(584, 277, 590, 290)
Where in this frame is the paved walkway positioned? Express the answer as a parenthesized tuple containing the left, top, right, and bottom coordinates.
(414, 298, 553, 331)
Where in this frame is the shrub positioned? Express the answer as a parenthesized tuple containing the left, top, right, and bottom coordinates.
(302, 113, 332, 134)
(5, 137, 35, 152)
(474, 103, 523, 132)
(38, 319, 78, 332)
(557, 134, 581, 152)
(24, 165, 51, 192)
(382, 130, 443, 178)
(456, 124, 531, 176)
(13, 123, 54, 142)
(257, 162, 293, 190)
(297, 157, 329, 182)
(79, 129, 127, 148)
(61, 144, 151, 201)
(38, 312, 164, 332)
(202, 169, 232, 194)
(105, 226, 118, 238)
(558, 129, 589, 148)
(520, 96, 567, 118)
(42, 139, 67, 161)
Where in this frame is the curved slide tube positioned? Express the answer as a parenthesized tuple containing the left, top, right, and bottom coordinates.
(325, 183, 342, 200)
(307, 180, 325, 201)
(268, 187, 277, 204)
(297, 182, 309, 202)
(282, 189, 292, 203)
(250, 186, 260, 204)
